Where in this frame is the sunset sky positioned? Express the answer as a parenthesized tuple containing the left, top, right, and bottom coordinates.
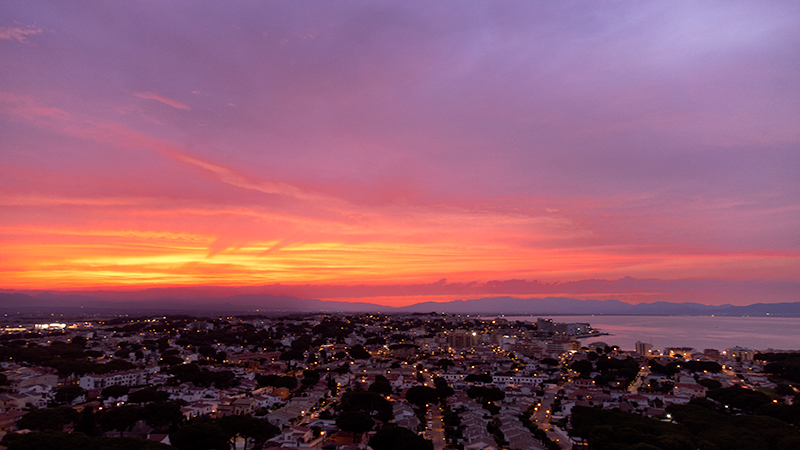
(2, 1, 799, 306)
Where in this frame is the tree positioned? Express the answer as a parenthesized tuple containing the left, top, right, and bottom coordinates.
(368, 375, 392, 396)
(71, 336, 87, 347)
(169, 363, 201, 383)
(1, 431, 172, 450)
(339, 390, 393, 422)
(74, 406, 99, 436)
(102, 385, 131, 399)
(217, 415, 279, 450)
(128, 388, 170, 404)
(369, 426, 434, 450)
(214, 351, 227, 364)
(755, 402, 795, 424)
(159, 355, 183, 366)
(301, 369, 320, 387)
(433, 377, 454, 401)
(335, 411, 374, 443)
(436, 358, 454, 372)
(571, 360, 594, 376)
(464, 373, 492, 383)
(707, 386, 772, 413)
(405, 386, 439, 408)
(141, 401, 185, 431)
(683, 360, 722, 373)
(279, 350, 304, 361)
(99, 405, 141, 437)
(648, 360, 679, 377)
(466, 386, 505, 403)
(775, 383, 795, 397)
(291, 334, 313, 352)
(54, 385, 86, 404)
(256, 374, 297, 390)
(198, 346, 217, 359)
(697, 378, 722, 390)
(170, 423, 229, 450)
(17, 407, 79, 432)
(365, 336, 386, 346)
(348, 345, 371, 360)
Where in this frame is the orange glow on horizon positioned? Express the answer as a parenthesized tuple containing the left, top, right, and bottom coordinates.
(3, 219, 798, 294)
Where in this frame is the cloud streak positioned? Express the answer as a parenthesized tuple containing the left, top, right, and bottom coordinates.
(134, 91, 191, 110)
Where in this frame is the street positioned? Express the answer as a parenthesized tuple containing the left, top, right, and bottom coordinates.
(533, 385, 571, 449)
(423, 372, 447, 450)
(428, 404, 446, 450)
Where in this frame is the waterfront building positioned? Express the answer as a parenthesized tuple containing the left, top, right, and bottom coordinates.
(537, 318, 554, 333)
(635, 341, 652, 356)
(726, 347, 755, 361)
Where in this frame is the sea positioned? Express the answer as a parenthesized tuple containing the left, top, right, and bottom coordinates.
(483, 315, 800, 353)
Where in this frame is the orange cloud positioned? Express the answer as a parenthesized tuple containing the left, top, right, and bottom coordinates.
(1, 94, 798, 301)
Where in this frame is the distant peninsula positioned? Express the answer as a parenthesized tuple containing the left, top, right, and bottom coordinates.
(1, 292, 799, 317)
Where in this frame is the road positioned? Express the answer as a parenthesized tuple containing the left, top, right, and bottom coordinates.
(628, 365, 651, 394)
(532, 385, 571, 449)
(423, 372, 447, 450)
(428, 404, 446, 450)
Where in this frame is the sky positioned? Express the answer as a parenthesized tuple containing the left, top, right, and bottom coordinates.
(1, 1, 799, 307)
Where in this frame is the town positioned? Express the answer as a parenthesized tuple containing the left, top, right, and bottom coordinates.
(0, 313, 798, 450)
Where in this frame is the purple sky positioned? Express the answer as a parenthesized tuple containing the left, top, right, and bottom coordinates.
(1, 1, 799, 306)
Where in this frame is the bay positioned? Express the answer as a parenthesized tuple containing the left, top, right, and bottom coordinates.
(488, 315, 800, 352)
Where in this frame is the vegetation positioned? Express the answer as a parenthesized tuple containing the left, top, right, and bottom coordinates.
(368, 426, 434, 450)
(466, 386, 505, 403)
(2, 432, 172, 450)
(348, 344, 371, 359)
(168, 423, 230, 450)
(758, 352, 800, 383)
(168, 363, 237, 388)
(255, 374, 298, 390)
(368, 374, 393, 396)
(571, 398, 800, 450)
(127, 388, 170, 404)
(17, 407, 79, 432)
(406, 386, 440, 408)
(706, 386, 773, 413)
(169, 414, 279, 450)
(336, 411, 374, 442)
(432, 376, 454, 401)
(464, 373, 492, 383)
(339, 390, 393, 422)
(102, 385, 131, 399)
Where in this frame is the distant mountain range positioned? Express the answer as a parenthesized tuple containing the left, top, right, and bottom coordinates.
(1, 292, 799, 317)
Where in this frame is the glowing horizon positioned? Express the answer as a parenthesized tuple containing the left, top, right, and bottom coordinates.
(2, 2, 799, 306)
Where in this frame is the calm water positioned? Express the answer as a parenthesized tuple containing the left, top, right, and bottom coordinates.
(487, 315, 800, 352)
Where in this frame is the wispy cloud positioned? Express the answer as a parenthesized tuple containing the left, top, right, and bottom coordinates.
(164, 151, 323, 201)
(134, 91, 191, 110)
(0, 24, 43, 42)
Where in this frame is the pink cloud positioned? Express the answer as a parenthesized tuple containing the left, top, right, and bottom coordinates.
(0, 24, 42, 42)
(134, 91, 191, 110)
